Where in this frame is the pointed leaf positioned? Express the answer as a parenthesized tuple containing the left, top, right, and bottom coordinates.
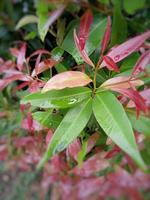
(101, 16, 111, 54)
(132, 50, 150, 76)
(93, 91, 146, 170)
(42, 71, 92, 92)
(101, 30, 150, 67)
(78, 9, 93, 50)
(37, 98, 92, 168)
(74, 30, 94, 67)
(100, 76, 143, 89)
(21, 87, 92, 108)
(62, 17, 107, 64)
(102, 55, 120, 72)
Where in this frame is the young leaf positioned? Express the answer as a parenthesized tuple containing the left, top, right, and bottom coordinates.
(93, 91, 146, 170)
(37, 98, 92, 169)
(132, 50, 150, 76)
(74, 30, 95, 67)
(101, 30, 150, 67)
(21, 87, 92, 108)
(62, 17, 107, 64)
(101, 16, 111, 54)
(78, 9, 93, 50)
(102, 55, 120, 72)
(100, 76, 143, 89)
(42, 71, 92, 92)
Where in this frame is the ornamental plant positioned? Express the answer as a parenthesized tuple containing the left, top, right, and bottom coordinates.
(1, 1, 150, 199)
(20, 9, 150, 170)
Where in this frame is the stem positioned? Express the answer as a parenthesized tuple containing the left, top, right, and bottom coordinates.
(93, 54, 103, 93)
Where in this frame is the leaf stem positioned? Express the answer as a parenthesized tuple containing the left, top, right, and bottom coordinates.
(93, 54, 103, 93)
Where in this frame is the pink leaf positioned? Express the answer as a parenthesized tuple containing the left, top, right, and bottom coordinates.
(101, 30, 150, 67)
(44, 5, 65, 30)
(100, 76, 144, 89)
(42, 71, 92, 92)
(26, 49, 50, 64)
(0, 73, 32, 91)
(71, 152, 109, 177)
(132, 50, 150, 76)
(66, 138, 81, 161)
(74, 30, 95, 67)
(17, 42, 27, 71)
(31, 59, 58, 77)
(101, 16, 111, 54)
(102, 55, 120, 72)
(78, 9, 93, 50)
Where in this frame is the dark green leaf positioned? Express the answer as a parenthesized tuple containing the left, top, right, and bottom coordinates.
(37, 98, 92, 168)
(62, 17, 107, 64)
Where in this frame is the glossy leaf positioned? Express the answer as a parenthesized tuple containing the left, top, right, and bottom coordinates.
(102, 55, 120, 72)
(110, 2, 127, 46)
(15, 15, 38, 30)
(21, 87, 92, 108)
(132, 50, 150, 76)
(101, 16, 111, 54)
(42, 71, 92, 92)
(33, 111, 63, 128)
(37, 98, 92, 168)
(100, 76, 143, 89)
(62, 17, 107, 64)
(93, 91, 146, 170)
(74, 30, 95, 67)
(127, 111, 150, 136)
(78, 9, 93, 50)
(101, 30, 150, 67)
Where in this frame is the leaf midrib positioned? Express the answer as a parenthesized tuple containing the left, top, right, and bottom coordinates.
(96, 94, 137, 149)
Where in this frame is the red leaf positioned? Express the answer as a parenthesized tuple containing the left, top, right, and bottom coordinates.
(101, 30, 150, 67)
(78, 9, 93, 50)
(103, 55, 120, 72)
(26, 49, 50, 64)
(74, 30, 94, 67)
(112, 88, 148, 117)
(71, 152, 109, 177)
(86, 132, 100, 153)
(132, 50, 150, 76)
(31, 59, 58, 77)
(42, 71, 92, 92)
(101, 16, 111, 54)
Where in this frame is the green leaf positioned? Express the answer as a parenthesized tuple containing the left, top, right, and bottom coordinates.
(37, 98, 92, 169)
(15, 15, 38, 30)
(33, 111, 62, 129)
(123, 0, 146, 15)
(93, 91, 146, 170)
(110, 2, 127, 46)
(127, 110, 150, 136)
(21, 87, 92, 109)
(36, 0, 49, 41)
(62, 17, 107, 64)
